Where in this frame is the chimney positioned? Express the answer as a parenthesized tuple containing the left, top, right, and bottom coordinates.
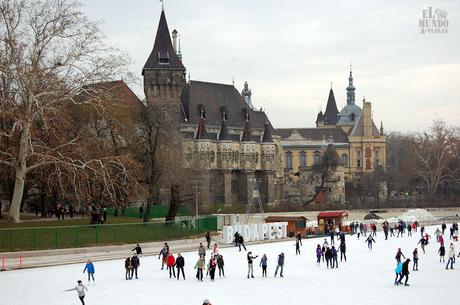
(363, 101, 373, 137)
(172, 29, 178, 52)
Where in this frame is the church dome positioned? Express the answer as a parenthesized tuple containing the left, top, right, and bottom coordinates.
(337, 104, 362, 125)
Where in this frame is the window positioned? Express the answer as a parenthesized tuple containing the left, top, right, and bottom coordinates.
(296, 220, 306, 229)
(313, 151, 321, 164)
(285, 152, 293, 170)
(356, 150, 362, 168)
(341, 154, 348, 166)
(231, 180, 238, 193)
(158, 51, 170, 64)
(300, 151, 307, 168)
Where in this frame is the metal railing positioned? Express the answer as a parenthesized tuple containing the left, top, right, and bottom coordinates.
(0, 216, 217, 252)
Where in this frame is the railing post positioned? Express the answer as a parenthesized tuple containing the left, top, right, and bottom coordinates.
(55, 228, 58, 249)
(75, 226, 79, 248)
(33, 229, 37, 249)
(113, 225, 116, 243)
(95, 225, 99, 245)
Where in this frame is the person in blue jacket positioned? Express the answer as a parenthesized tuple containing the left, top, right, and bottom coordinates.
(83, 259, 95, 282)
(394, 261, 403, 285)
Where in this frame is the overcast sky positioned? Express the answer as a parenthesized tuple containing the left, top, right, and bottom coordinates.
(79, 0, 459, 132)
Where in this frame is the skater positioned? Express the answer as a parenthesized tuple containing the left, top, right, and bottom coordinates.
(331, 246, 338, 268)
(198, 243, 206, 258)
(442, 222, 447, 235)
(83, 259, 95, 282)
(394, 261, 402, 285)
(325, 247, 333, 268)
(131, 254, 140, 279)
(296, 232, 302, 246)
(407, 223, 412, 236)
(395, 248, 406, 263)
(175, 253, 185, 280)
(260, 254, 268, 277)
(420, 226, 425, 237)
(438, 234, 445, 247)
(274, 252, 285, 277)
(339, 242, 346, 262)
(195, 255, 205, 281)
(247, 251, 259, 278)
(124, 257, 132, 280)
(65, 280, 88, 305)
(132, 243, 143, 256)
(398, 258, 411, 286)
(412, 248, 419, 271)
(158, 243, 169, 270)
(295, 239, 300, 255)
(233, 231, 240, 246)
(211, 243, 220, 260)
(238, 235, 247, 251)
(316, 244, 322, 264)
(167, 252, 176, 278)
(205, 231, 211, 249)
(417, 236, 428, 253)
(330, 230, 335, 245)
(446, 243, 455, 270)
(438, 244, 446, 262)
(390, 226, 395, 237)
(208, 256, 217, 281)
(365, 234, 376, 250)
(217, 255, 225, 277)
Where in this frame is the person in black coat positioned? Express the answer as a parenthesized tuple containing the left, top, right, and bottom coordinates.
(175, 253, 185, 280)
(131, 254, 140, 279)
(132, 244, 142, 256)
(325, 247, 333, 268)
(205, 231, 211, 249)
(217, 255, 225, 277)
(398, 258, 411, 286)
(239, 235, 247, 251)
(339, 242, 346, 262)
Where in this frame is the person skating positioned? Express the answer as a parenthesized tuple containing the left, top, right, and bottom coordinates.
(365, 234, 376, 250)
(198, 243, 206, 258)
(390, 226, 395, 238)
(325, 247, 333, 268)
(83, 259, 95, 283)
(446, 243, 455, 270)
(211, 243, 219, 260)
(394, 261, 402, 286)
(205, 231, 211, 249)
(238, 235, 247, 251)
(407, 223, 412, 236)
(217, 255, 225, 277)
(296, 232, 302, 246)
(339, 242, 346, 262)
(260, 254, 267, 277)
(295, 239, 300, 255)
(274, 252, 285, 277)
(398, 258, 411, 286)
(195, 255, 205, 281)
(175, 253, 185, 280)
(441, 222, 447, 235)
(158, 243, 169, 270)
(417, 236, 428, 254)
(131, 254, 140, 279)
(247, 251, 259, 278)
(395, 248, 406, 264)
(233, 231, 240, 246)
(316, 244, 322, 264)
(420, 226, 425, 237)
(124, 257, 132, 280)
(331, 246, 338, 268)
(167, 252, 176, 278)
(208, 256, 217, 281)
(412, 248, 419, 271)
(65, 280, 88, 305)
(330, 230, 335, 246)
(132, 243, 143, 256)
(438, 244, 446, 263)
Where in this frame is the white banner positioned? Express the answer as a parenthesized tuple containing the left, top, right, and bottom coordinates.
(223, 222, 288, 244)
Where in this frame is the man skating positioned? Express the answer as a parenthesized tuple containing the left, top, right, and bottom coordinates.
(274, 252, 285, 277)
(65, 280, 88, 305)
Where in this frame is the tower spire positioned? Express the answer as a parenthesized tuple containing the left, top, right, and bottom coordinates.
(346, 63, 356, 105)
(323, 87, 339, 125)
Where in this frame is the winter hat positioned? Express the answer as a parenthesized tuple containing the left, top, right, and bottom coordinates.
(203, 299, 210, 304)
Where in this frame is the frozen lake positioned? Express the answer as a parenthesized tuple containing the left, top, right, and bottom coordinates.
(0, 225, 457, 305)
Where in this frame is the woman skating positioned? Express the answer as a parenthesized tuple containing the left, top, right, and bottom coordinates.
(398, 259, 411, 286)
(195, 255, 205, 281)
(247, 251, 259, 278)
(331, 246, 338, 268)
(83, 259, 95, 282)
(446, 243, 456, 270)
(125, 257, 132, 280)
(65, 280, 88, 305)
(208, 256, 217, 281)
(316, 244, 322, 264)
(260, 254, 268, 277)
(412, 248, 419, 271)
(395, 248, 405, 263)
(438, 244, 446, 262)
(217, 255, 225, 277)
(167, 252, 176, 278)
(325, 247, 332, 268)
(394, 261, 402, 285)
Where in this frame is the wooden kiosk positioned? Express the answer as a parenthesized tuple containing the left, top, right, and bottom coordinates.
(317, 211, 348, 233)
(264, 216, 308, 237)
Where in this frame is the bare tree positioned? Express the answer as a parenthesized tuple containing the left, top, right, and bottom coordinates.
(0, 0, 136, 222)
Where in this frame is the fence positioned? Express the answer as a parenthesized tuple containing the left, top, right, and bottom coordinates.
(0, 216, 217, 252)
(106, 206, 191, 218)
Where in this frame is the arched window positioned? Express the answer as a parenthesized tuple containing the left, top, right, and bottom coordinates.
(285, 152, 293, 170)
(313, 151, 321, 164)
(356, 150, 362, 168)
(300, 151, 307, 168)
(341, 153, 348, 166)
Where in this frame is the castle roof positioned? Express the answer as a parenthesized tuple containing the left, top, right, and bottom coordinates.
(323, 89, 339, 125)
(195, 116, 210, 140)
(262, 122, 274, 143)
(241, 119, 253, 142)
(143, 10, 185, 73)
(275, 127, 349, 143)
(349, 112, 381, 137)
(218, 119, 231, 141)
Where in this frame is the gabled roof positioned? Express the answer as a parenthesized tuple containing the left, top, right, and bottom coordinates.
(143, 10, 185, 73)
(349, 112, 381, 137)
(323, 89, 339, 125)
(275, 127, 349, 143)
(262, 122, 274, 143)
(241, 119, 253, 142)
(195, 116, 209, 140)
(181, 80, 271, 130)
(218, 119, 230, 141)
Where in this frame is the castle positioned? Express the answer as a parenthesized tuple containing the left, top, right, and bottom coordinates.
(141, 9, 386, 207)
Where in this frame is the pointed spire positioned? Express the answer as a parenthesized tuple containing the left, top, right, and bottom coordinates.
(177, 35, 182, 61)
(323, 88, 339, 125)
(316, 111, 324, 124)
(241, 115, 253, 142)
(262, 122, 274, 143)
(346, 64, 356, 105)
(195, 111, 209, 140)
(380, 120, 384, 135)
(218, 118, 230, 141)
(143, 10, 185, 74)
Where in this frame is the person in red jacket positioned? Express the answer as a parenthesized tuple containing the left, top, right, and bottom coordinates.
(167, 252, 176, 278)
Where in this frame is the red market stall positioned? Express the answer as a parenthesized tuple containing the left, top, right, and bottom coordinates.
(317, 211, 348, 233)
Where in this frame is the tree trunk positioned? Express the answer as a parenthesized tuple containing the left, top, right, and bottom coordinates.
(165, 184, 180, 222)
(9, 167, 26, 223)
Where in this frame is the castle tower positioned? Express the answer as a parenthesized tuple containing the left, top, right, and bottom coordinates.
(346, 66, 356, 105)
(323, 88, 339, 125)
(241, 81, 254, 109)
(240, 117, 256, 205)
(143, 10, 186, 127)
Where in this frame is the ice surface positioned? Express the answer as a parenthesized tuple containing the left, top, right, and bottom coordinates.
(0, 225, 457, 305)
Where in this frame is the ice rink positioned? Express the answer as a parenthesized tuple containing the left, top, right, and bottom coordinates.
(1, 225, 457, 305)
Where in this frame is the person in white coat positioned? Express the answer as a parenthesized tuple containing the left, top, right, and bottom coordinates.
(446, 243, 456, 270)
(65, 280, 88, 305)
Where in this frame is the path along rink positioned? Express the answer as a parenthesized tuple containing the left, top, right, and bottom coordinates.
(0, 225, 458, 305)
